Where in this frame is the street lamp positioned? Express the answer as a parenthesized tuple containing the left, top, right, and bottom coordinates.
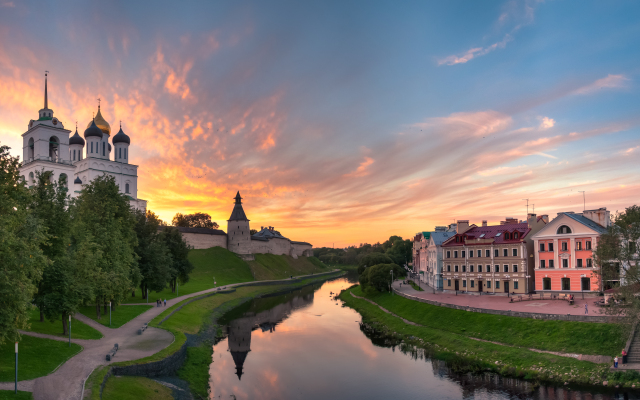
(109, 302, 112, 327)
(14, 342, 18, 394)
(390, 269, 394, 294)
(68, 315, 71, 347)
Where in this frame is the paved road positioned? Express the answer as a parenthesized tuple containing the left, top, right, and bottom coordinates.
(393, 280, 605, 317)
(0, 271, 340, 400)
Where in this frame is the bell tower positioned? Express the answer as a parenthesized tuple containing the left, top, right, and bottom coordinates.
(227, 191, 252, 257)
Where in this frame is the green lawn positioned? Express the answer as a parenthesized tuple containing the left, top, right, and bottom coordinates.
(0, 335, 82, 382)
(0, 391, 33, 399)
(248, 254, 330, 280)
(350, 285, 624, 356)
(77, 305, 152, 328)
(121, 247, 255, 303)
(25, 309, 102, 340)
(102, 376, 172, 400)
(407, 280, 424, 291)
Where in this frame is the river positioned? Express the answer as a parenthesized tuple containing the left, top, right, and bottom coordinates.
(207, 276, 637, 400)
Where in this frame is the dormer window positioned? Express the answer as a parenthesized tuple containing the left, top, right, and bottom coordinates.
(504, 233, 510, 240)
(557, 225, 572, 234)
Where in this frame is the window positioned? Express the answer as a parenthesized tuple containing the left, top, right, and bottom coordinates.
(587, 258, 592, 268)
(448, 280, 451, 287)
(495, 281, 500, 289)
(549, 243, 554, 252)
(91, 142, 93, 153)
(561, 278, 570, 291)
(456, 236, 460, 243)
(540, 243, 545, 252)
(486, 264, 491, 272)
(514, 281, 519, 290)
(463, 280, 467, 288)
(494, 249, 499, 257)
(577, 259, 583, 268)
(576, 241, 582, 250)
(461, 251, 466, 258)
(512, 248, 518, 257)
(557, 225, 572, 234)
(454, 251, 458, 258)
(447, 251, 451, 258)
(561, 242, 568, 251)
(125, 183, 130, 193)
(494, 265, 499, 272)
(470, 265, 474, 272)
(581, 278, 591, 291)
(102, 142, 105, 156)
(487, 281, 491, 288)
(462, 265, 466, 272)
(478, 265, 482, 273)
(503, 265, 509, 273)
(504, 233, 510, 240)
(477, 250, 481, 257)
(471, 280, 475, 288)
(562, 259, 568, 268)
(119, 148, 122, 158)
(503, 249, 508, 257)
(514, 232, 518, 239)
(549, 259, 555, 268)
(454, 265, 459, 272)
(586, 241, 592, 250)
(447, 265, 451, 272)
(540, 260, 546, 268)
(486, 249, 490, 257)
(469, 250, 472, 258)
(73, 149, 76, 161)
(543, 278, 551, 290)
(513, 265, 518, 273)
(124, 148, 127, 159)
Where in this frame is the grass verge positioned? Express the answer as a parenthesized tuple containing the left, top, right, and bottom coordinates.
(177, 345, 213, 397)
(78, 305, 153, 328)
(26, 309, 102, 339)
(407, 280, 424, 291)
(0, 335, 82, 382)
(102, 376, 172, 400)
(0, 391, 33, 399)
(351, 285, 623, 356)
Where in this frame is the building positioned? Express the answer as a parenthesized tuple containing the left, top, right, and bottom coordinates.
(412, 232, 425, 274)
(176, 191, 313, 259)
(424, 227, 456, 290)
(531, 208, 611, 293)
(19, 73, 146, 210)
(441, 215, 548, 294)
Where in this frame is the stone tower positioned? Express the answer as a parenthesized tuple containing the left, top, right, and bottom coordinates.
(227, 191, 252, 257)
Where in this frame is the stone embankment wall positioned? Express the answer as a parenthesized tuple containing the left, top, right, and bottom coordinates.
(181, 231, 227, 249)
(394, 289, 619, 323)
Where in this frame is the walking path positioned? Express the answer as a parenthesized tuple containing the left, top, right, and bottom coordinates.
(0, 271, 340, 400)
(393, 281, 606, 318)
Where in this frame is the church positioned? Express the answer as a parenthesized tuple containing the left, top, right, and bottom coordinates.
(18, 73, 147, 210)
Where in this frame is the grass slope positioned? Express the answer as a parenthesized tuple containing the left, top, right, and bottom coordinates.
(0, 335, 82, 382)
(0, 391, 33, 399)
(102, 376, 172, 400)
(248, 254, 330, 280)
(121, 247, 255, 303)
(26, 309, 103, 339)
(351, 286, 623, 356)
(78, 305, 152, 328)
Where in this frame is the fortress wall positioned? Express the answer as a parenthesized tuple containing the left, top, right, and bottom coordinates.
(181, 232, 227, 250)
(250, 240, 271, 254)
(291, 242, 313, 257)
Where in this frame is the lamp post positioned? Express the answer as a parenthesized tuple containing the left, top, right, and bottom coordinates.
(15, 342, 17, 394)
(525, 275, 531, 295)
(68, 315, 71, 347)
(390, 269, 394, 294)
(109, 302, 112, 327)
(177, 281, 179, 297)
(146, 288, 148, 304)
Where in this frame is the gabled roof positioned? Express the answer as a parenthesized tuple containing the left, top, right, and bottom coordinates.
(563, 213, 607, 234)
(430, 231, 455, 246)
(442, 223, 531, 247)
(252, 227, 288, 241)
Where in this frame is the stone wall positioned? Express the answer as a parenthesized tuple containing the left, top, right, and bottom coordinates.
(394, 289, 619, 323)
(291, 242, 313, 257)
(182, 232, 227, 250)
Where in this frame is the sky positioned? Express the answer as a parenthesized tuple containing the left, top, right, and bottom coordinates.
(1, 0, 639, 248)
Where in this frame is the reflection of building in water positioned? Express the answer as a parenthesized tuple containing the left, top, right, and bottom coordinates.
(227, 290, 314, 380)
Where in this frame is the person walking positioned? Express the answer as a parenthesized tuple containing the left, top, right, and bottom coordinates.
(164, 299, 167, 307)
(614, 356, 619, 368)
(585, 303, 588, 314)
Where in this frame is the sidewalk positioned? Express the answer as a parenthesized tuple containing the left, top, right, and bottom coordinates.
(393, 281, 606, 318)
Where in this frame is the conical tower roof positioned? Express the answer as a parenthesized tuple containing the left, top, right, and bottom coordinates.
(228, 191, 249, 221)
(230, 351, 248, 380)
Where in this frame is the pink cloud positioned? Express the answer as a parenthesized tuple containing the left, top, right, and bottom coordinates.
(573, 74, 630, 95)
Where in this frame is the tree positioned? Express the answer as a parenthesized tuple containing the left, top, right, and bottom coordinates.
(250, 229, 258, 235)
(159, 226, 194, 293)
(172, 212, 219, 229)
(133, 210, 172, 299)
(70, 175, 139, 319)
(384, 236, 413, 266)
(357, 253, 394, 274)
(359, 263, 404, 292)
(0, 144, 47, 344)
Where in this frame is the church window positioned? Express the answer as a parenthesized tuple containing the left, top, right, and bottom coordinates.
(124, 149, 127, 159)
(73, 150, 76, 161)
(125, 183, 130, 193)
(103, 142, 105, 156)
(119, 148, 122, 159)
(91, 142, 93, 153)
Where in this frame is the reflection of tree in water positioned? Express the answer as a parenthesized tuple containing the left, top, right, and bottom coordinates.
(226, 286, 315, 380)
(359, 322, 632, 400)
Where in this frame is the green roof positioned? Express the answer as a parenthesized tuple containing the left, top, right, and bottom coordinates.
(37, 116, 53, 121)
(422, 232, 431, 239)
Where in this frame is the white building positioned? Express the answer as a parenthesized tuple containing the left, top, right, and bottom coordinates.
(425, 227, 456, 290)
(19, 73, 146, 210)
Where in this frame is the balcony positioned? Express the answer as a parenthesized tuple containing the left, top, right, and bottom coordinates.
(22, 156, 73, 166)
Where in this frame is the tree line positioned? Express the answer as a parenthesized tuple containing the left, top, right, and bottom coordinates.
(0, 144, 192, 344)
(314, 235, 413, 266)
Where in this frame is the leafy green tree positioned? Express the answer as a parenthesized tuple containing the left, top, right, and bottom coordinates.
(0, 144, 47, 344)
(384, 236, 413, 266)
(357, 253, 394, 274)
(70, 175, 139, 319)
(359, 263, 403, 292)
(159, 226, 194, 293)
(172, 212, 219, 229)
(133, 210, 172, 299)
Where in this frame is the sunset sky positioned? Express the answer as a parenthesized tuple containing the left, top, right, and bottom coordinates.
(1, 0, 639, 248)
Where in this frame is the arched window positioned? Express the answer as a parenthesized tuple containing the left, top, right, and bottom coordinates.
(557, 225, 572, 234)
(29, 172, 34, 184)
(514, 232, 518, 239)
(28, 138, 34, 160)
(49, 136, 59, 160)
(102, 142, 105, 156)
(119, 148, 122, 159)
(504, 233, 510, 240)
(125, 183, 130, 193)
(124, 148, 127, 159)
(90, 142, 93, 153)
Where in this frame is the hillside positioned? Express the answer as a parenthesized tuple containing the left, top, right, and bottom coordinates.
(248, 254, 330, 280)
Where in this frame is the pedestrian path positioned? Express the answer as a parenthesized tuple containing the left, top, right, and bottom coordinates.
(0, 270, 340, 400)
(393, 281, 605, 318)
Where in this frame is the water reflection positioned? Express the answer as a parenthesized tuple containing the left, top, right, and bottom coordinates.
(209, 278, 638, 400)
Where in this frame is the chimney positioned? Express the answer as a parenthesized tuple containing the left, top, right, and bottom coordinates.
(503, 217, 519, 225)
(582, 207, 610, 228)
(527, 213, 536, 228)
(482, 220, 487, 227)
(435, 226, 446, 232)
(540, 214, 549, 223)
(456, 220, 469, 234)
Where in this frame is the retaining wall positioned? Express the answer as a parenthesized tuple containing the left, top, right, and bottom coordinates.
(394, 289, 619, 323)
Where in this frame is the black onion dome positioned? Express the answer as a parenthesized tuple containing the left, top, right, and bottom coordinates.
(112, 127, 130, 144)
(84, 120, 103, 139)
(69, 129, 85, 146)
(74, 177, 82, 184)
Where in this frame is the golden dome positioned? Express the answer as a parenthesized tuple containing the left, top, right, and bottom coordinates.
(87, 106, 111, 136)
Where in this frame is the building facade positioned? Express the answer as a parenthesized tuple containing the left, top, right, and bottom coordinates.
(441, 215, 547, 294)
(531, 208, 610, 293)
(425, 228, 456, 290)
(19, 73, 146, 210)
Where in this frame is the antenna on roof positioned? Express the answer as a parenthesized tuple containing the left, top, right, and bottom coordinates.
(522, 199, 529, 215)
(578, 191, 586, 212)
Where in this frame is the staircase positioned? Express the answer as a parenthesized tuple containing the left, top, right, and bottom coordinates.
(626, 328, 640, 364)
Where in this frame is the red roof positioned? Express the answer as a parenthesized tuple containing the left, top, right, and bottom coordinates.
(442, 223, 531, 247)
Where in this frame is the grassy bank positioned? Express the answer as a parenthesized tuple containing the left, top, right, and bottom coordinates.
(0, 335, 82, 382)
(341, 286, 638, 388)
(25, 309, 103, 339)
(248, 254, 330, 280)
(351, 285, 623, 356)
(0, 391, 33, 399)
(102, 376, 172, 400)
(77, 305, 152, 328)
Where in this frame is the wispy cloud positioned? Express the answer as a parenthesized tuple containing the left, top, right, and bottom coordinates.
(539, 116, 555, 130)
(573, 74, 630, 95)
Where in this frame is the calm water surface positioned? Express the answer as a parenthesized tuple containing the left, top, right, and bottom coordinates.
(208, 277, 636, 400)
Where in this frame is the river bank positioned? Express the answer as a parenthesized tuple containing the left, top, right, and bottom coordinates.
(340, 285, 640, 390)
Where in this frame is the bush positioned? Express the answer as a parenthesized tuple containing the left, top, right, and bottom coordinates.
(357, 253, 394, 274)
(360, 263, 404, 292)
